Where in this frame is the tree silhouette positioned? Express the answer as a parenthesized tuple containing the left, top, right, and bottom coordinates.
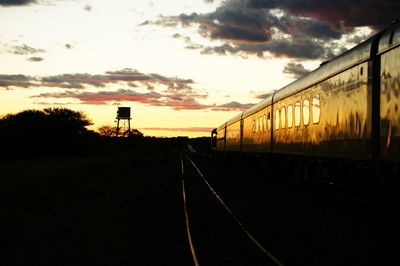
(98, 125, 117, 137)
(42, 107, 92, 136)
(0, 108, 92, 136)
(97, 125, 144, 138)
(0, 108, 95, 157)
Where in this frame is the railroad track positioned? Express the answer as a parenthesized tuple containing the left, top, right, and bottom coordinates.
(180, 150, 284, 266)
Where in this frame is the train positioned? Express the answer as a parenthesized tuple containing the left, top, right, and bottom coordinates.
(210, 19, 400, 196)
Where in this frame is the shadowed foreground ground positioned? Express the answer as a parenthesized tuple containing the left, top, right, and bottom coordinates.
(2, 138, 399, 266)
(0, 139, 192, 266)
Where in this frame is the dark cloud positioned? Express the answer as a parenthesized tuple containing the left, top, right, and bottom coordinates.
(148, 0, 399, 60)
(283, 62, 311, 79)
(0, 0, 36, 6)
(277, 13, 342, 40)
(244, 0, 399, 31)
(0, 74, 38, 89)
(10, 44, 45, 55)
(27, 56, 44, 62)
(201, 38, 328, 59)
(210, 24, 270, 42)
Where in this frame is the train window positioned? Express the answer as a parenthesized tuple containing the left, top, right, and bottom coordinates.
(294, 102, 301, 127)
(288, 104, 293, 128)
(280, 107, 286, 129)
(312, 95, 320, 124)
(263, 114, 266, 132)
(267, 112, 271, 131)
(275, 109, 280, 130)
(303, 99, 310, 125)
(256, 118, 259, 133)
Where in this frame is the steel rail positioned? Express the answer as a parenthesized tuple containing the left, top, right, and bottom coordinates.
(185, 155, 284, 266)
(187, 144, 197, 153)
(180, 157, 200, 266)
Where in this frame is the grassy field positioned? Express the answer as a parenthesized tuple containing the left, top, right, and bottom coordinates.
(0, 138, 198, 265)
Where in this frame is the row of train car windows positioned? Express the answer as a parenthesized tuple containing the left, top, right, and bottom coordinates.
(252, 95, 320, 133)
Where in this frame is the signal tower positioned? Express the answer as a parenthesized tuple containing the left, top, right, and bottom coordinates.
(115, 107, 132, 137)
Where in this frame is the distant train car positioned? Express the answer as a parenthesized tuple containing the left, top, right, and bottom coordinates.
(211, 20, 400, 194)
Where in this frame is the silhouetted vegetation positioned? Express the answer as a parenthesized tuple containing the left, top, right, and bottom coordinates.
(0, 108, 99, 158)
(0, 107, 208, 160)
(98, 125, 144, 138)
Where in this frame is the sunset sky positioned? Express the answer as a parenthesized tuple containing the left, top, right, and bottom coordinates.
(1, 0, 398, 137)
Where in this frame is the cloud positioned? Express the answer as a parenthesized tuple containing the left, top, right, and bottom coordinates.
(1, 68, 254, 112)
(217, 101, 254, 109)
(0, 74, 38, 89)
(30, 87, 254, 112)
(283, 62, 311, 79)
(254, 90, 275, 99)
(0, 0, 36, 6)
(83, 4, 91, 12)
(0, 68, 196, 90)
(27, 56, 44, 62)
(10, 44, 45, 55)
(32, 89, 164, 105)
(146, 0, 399, 60)
(245, 0, 399, 31)
(31, 89, 208, 110)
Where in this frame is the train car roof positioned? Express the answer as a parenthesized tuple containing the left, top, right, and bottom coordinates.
(217, 122, 226, 131)
(225, 112, 243, 126)
(273, 35, 376, 102)
(379, 19, 400, 54)
(242, 94, 274, 119)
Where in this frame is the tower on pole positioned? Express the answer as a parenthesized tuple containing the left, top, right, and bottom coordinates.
(116, 107, 132, 137)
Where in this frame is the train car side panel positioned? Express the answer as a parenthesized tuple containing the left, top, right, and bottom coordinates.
(242, 106, 272, 153)
(216, 124, 226, 152)
(225, 120, 241, 152)
(242, 114, 254, 152)
(273, 91, 304, 155)
(317, 62, 371, 159)
(380, 46, 400, 162)
(273, 62, 371, 160)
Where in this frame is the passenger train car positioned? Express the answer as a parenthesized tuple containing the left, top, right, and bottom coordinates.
(211, 20, 400, 194)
